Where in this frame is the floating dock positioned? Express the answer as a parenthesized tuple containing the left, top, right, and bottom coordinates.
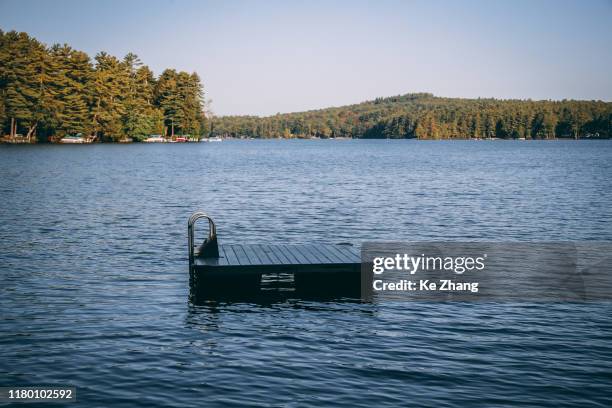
(188, 212, 361, 299)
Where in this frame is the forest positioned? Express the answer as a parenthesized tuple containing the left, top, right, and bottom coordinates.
(0, 29, 206, 142)
(1, 29, 610, 142)
(212, 94, 612, 140)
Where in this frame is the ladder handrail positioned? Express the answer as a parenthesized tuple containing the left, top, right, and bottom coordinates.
(188, 212, 218, 265)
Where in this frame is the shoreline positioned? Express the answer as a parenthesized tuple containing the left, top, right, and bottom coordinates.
(1, 137, 610, 145)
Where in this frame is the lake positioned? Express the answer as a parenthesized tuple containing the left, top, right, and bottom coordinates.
(1, 140, 611, 407)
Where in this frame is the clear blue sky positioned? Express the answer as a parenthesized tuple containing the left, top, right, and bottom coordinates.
(1, 0, 611, 116)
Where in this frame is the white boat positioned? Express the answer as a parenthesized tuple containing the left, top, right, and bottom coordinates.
(144, 135, 166, 143)
(60, 136, 85, 144)
(203, 136, 223, 142)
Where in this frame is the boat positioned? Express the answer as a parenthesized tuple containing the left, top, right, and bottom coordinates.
(144, 135, 166, 143)
(59, 133, 97, 144)
(202, 136, 223, 142)
(60, 135, 85, 144)
(175, 136, 187, 143)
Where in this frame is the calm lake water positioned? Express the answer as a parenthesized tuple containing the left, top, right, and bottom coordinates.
(1, 140, 611, 407)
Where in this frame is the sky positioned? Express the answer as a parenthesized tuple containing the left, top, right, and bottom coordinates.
(1, 0, 611, 116)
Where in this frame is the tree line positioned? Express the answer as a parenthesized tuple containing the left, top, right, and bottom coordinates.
(2, 29, 610, 143)
(0, 30, 206, 142)
(212, 93, 611, 140)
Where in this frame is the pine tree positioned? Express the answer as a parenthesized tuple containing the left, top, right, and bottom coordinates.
(2, 31, 46, 140)
(155, 69, 180, 137)
(121, 53, 160, 140)
(91, 52, 128, 141)
(49, 45, 93, 137)
(0, 94, 5, 130)
(0, 30, 5, 133)
(470, 113, 481, 138)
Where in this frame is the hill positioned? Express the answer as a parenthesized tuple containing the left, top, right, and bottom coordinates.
(212, 93, 611, 140)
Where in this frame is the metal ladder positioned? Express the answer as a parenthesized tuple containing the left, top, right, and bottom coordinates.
(188, 212, 220, 270)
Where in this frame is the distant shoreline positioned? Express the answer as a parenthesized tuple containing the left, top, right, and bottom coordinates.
(2, 136, 610, 145)
(2, 31, 611, 144)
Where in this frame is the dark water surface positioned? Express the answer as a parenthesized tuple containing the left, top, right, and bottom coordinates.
(1, 140, 611, 407)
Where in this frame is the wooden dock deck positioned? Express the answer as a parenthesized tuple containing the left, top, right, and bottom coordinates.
(188, 212, 362, 298)
(193, 243, 360, 273)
